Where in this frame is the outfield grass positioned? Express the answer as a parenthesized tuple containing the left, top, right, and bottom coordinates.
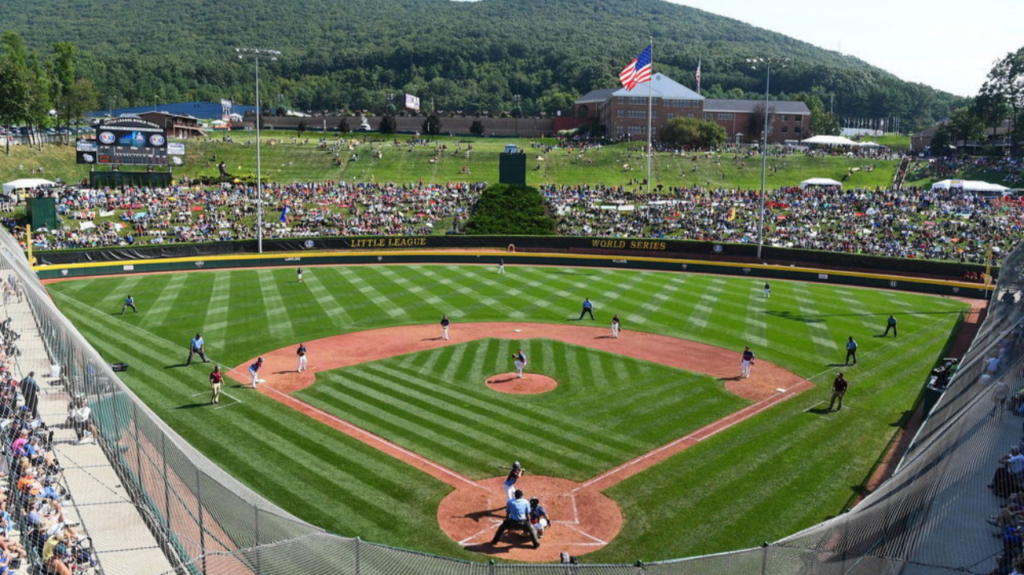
(0, 135, 899, 189)
(46, 265, 967, 561)
(296, 338, 747, 481)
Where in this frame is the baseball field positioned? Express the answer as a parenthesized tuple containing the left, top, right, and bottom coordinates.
(45, 262, 969, 562)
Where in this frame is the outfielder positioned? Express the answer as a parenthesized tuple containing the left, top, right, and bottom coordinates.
(440, 314, 450, 341)
(497, 258, 505, 274)
(764, 282, 771, 298)
(121, 295, 138, 314)
(611, 314, 621, 338)
(249, 357, 264, 389)
(296, 343, 308, 372)
(297, 267, 304, 282)
(513, 349, 527, 379)
(740, 346, 755, 378)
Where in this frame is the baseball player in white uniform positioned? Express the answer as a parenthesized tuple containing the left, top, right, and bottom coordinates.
(441, 315, 451, 341)
(763, 282, 771, 298)
(296, 343, 308, 372)
(611, 314, 621, 338)
(513, 349, 527, 379)
(740, 347, 755, 378)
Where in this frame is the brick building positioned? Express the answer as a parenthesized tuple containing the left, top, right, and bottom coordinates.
(574, 73, 811, 144)
(138, 111, 206, 139)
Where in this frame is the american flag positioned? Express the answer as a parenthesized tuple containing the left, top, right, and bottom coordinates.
(619, 45, 653, 91)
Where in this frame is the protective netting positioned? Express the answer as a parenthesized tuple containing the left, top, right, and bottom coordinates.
(7, 226, 1018, 574)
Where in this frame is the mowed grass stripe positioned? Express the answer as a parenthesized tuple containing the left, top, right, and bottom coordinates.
(334, 267, 404, 319)
(55, 290, 451, 542)
(255, 269, 297, 339)
(48, 265, 969, 562)
(301, 269, 353, 327)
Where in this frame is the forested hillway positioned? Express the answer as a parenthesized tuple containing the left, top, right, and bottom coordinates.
(0, 0, 960, 129)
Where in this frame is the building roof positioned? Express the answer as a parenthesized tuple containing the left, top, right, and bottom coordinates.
(704, 99, 810, 115)
(610, 74, 704, 100)
(86, 101, 258, 120)
(576, 88, 618, 105)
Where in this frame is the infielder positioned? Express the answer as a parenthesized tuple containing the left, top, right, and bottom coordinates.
(513, 349, 527, 379)
(187, 333, 208, 365)
(740, 346, 755, 378)
(209, 365, 223, 404)
(249, 357, 264, 389)
(611, 314, 621, 338)
(121, 295, 138, 314)
(504, 461, 524, 500)
(296, 343, 308, 372)
(440, 314, 450, 340)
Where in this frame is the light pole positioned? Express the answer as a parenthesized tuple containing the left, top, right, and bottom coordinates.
(747, 57, 788, 260)
(513, 94, 521, 137)
(236, 48, 281, 254)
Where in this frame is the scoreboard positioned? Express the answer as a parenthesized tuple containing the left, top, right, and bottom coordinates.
(93, 118, 168, 166)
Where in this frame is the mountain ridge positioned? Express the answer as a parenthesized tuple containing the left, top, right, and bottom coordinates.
(0, 0, 960, 128)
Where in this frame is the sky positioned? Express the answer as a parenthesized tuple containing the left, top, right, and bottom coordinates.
(671, 0, 1022, 97)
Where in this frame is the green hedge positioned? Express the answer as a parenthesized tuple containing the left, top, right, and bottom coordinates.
(464, 183, 555, 235)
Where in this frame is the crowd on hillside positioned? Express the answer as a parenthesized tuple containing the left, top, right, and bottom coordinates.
(6, 180, 1023, 264)
(545, 184, 1024, 263)
(911, 156, 1022, 186)
(14, 182, 481, 249)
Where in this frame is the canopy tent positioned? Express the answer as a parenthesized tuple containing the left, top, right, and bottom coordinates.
(800, 178, 843, 189)
(2, 178, 57, 195)
(858, 141, 887, 148)
(930, 179, 1011, 194)
(801, 135, 860, 146)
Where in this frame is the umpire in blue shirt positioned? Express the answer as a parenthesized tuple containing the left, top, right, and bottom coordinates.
(490, 489, 540, 549)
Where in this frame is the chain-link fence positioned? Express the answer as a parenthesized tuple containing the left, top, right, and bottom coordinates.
(7, 224, 1018, 574)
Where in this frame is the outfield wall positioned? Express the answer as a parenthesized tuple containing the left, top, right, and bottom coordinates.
(8, 227, 1016, 574)
(34, 248, 991, 300)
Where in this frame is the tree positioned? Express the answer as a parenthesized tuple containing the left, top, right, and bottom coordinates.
(337, 116, 350, 133)
(379, 114, 397, 134)
(469, 118, 485, 136)
(947, 107, 985, 148)
(798, 93, 840, 136)
(49, 42, 76, 144)
(66, 79, 98, 135)
(981, 47, 1024, 158)
(971, 92, 1009, 147)
(297, 120, 307, 135)
(659, 117, 725, 148)
(422, 111, 442, 135)
(0, 32, 32, 154)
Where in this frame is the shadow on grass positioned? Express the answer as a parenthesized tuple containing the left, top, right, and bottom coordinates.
(163, 363, 190, 369)
(764, 310, 963, 323)
(718, 376, 742, 382)
(175, 402, 211, 409)
(806, 407, 833, 415)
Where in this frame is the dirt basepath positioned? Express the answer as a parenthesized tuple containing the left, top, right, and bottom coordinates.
(226, 322, 813, 562)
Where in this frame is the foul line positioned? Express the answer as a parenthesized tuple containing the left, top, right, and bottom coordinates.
(57, 294, 245, 407)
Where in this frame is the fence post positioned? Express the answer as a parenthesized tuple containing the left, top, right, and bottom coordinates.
(161, 433, 171, 540)
(197, 468, 206, 575)
(255, 507, 261, 575)
(355, 536, 361, 575)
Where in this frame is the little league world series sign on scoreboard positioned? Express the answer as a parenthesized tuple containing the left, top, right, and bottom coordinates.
(79, 118, 170, 166)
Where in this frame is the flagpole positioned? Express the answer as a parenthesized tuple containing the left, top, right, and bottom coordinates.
(646, 38, 653, 195)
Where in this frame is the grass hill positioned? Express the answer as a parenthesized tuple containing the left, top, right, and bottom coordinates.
(0, 134, 900, 190)
(0, 0, 960, 129)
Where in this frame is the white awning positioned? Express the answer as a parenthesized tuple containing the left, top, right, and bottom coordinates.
(801, 135, 859, 146)
(930, 179, 1011, 194)
(2, 178, 57, 194)
(800, 178, 843, 189)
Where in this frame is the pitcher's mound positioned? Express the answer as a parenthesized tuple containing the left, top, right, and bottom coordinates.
(485, 373, 557, 394)
(437, 476, 622, 562)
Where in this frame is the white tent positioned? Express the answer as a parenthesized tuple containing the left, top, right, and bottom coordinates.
(801, 135, 860, 146)
(857, 141, 887, 148)
(930, 179, 1011, 194)
(800, 178, 843, 189)
(2, 178, 57, 195)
